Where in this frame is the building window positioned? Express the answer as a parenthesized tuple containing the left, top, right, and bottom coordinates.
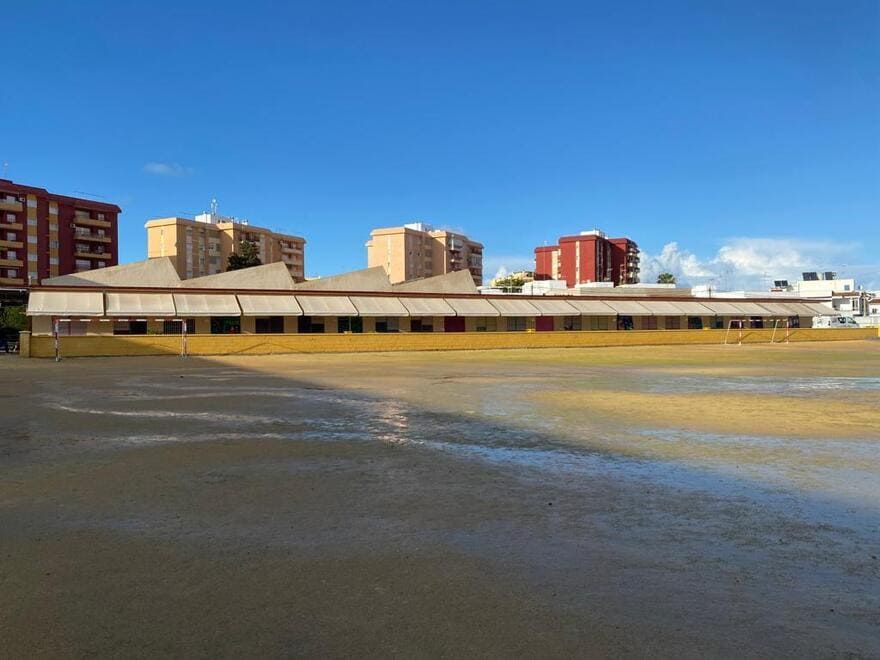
(75, 259, 90, 271)
(665, 316, 681, 330)
(6, 250, 16, 259)
(49, 257, 60, 265)
(6, 232, 16, 241)
(210, 317, 241, 334)
(255, 316, 284, 333)
(6, 269, 18, 278)
(562, 316, 581, 331)
(687, 316, 703, 330)
(375, 317, 399, 333)
(641, 316, 658, 330)
(506, 317, 527, 332)
(788, 316, 800, 328)
(27, 235, 37, 244)
(163, 319, 195, 335)
(298, 316, 324, 333)
(337, 317, 363, 333)
(410, 318, 433, 332)
(113, 320, 148, 335)
(749, 317, 763, 329)
(617, 316, 634, 330)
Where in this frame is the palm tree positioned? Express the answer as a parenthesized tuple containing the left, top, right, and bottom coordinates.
(657, 272, 676, 284)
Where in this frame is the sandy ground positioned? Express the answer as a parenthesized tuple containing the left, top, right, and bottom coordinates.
(1, 341, 879, 657)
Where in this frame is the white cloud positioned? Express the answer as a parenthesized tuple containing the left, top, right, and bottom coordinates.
(143, 161, 193, 177)
(640, 237, 873, 291)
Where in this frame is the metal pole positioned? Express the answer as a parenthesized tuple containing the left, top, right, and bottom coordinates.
(181, 319, 188, 358)
(53, 318, 60, 362)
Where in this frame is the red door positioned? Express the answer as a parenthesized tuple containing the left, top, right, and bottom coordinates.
(535, 317, 554, 332)
(444, 317, 466, 332)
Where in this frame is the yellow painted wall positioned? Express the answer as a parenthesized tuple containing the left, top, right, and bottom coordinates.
(26, 327, 878, 358)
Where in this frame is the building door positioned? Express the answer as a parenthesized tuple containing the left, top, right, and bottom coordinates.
(444, 317, 465, 332)
(535, 317, 554, 332)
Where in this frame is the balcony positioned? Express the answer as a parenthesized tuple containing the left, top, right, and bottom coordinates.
(73, 217, 112, 229)
(73, 231, 111, 243)
(0, 258, 23, 267)
(0, 276, 24, 285)
(0, 198, 23, 212)
(0, 239, 23, 249)
(74, 251, 112, 260)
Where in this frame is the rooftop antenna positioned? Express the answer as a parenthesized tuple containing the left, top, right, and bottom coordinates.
(210, 197, 219, 221)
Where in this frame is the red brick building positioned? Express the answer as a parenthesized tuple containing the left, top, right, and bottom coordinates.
(0, 179, 120, 286)
(534, 230, 640, 287)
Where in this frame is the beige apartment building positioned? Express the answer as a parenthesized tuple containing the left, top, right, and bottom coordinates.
(146, 210, 305, 281)
(366, 222, 483, 285)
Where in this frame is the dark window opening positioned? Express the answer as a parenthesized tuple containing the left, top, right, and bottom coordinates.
(210, 317, 241, 334)
(687, 316, 703, 330)
(506, 317, 527, 331)
(163, 319, 195, 334)
(255, 316, 284, 334)
(617, 315, 634, 330)
(749, 316, 763, 329)
(337, 317, 363, 333)
(410, 319, 433, 332)
(375, 317, 399, 333)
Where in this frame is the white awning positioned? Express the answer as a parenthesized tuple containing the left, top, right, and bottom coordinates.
(801, 302, 836, 316)
(294, 295, 358, 316)
(399, 297, 456, 317)
(487, 298, 541, 316)
(444, 297, 500, 317)
(701, 301, 747, 316)
(758, 302, 801, 316)
(604, 300, 652, 316)
(637, 300, 688, 315)
(528, 299, 579, 316)
(172, 293, 240, 317)
(105, 292, 175, 317)
(734, 302, 774, 316)
(236, 294, 302, 316)
(670, 301, 716, 315)
(350, 296, 410, 317)
(566, 299, 617, 315)
(27, 291, 104, 316)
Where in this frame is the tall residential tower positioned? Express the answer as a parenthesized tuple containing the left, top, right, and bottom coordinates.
(535, 229, 639, 287)
(366, 222, 483, 285)
(0, 178, 120, 286)
(145, 206, 305, 281)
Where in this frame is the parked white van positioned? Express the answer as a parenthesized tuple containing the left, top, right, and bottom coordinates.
(812, 315, 860, 328)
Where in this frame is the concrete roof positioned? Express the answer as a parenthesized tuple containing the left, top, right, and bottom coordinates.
(293, 267, 391, 292)
(41, 258, 181, 288)
(181, 262, 295, 290)
(392, 269, 478, 294)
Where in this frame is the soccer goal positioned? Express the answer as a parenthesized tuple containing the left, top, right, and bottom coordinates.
(723, 319, 745, 345)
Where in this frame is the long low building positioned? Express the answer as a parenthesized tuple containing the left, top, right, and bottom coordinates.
(27, 285, 834, 337)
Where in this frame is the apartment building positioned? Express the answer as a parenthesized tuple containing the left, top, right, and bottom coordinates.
(145, 209, 305, 281)
(366, 222, 483, 285)
(535, 229, 639, 287)
(0, 178, 120, 286)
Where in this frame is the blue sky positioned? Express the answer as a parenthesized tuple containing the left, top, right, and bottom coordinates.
(3, 0, 878, 288)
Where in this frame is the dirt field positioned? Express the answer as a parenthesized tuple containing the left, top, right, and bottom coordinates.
(1, 341, 879, 657)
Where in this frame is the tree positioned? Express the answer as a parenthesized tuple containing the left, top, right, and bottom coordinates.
(0, 305, 26, 331)
(226, 240, 262, 271)
(657, 272, 676, 284)
(492, 275, 526, 291)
